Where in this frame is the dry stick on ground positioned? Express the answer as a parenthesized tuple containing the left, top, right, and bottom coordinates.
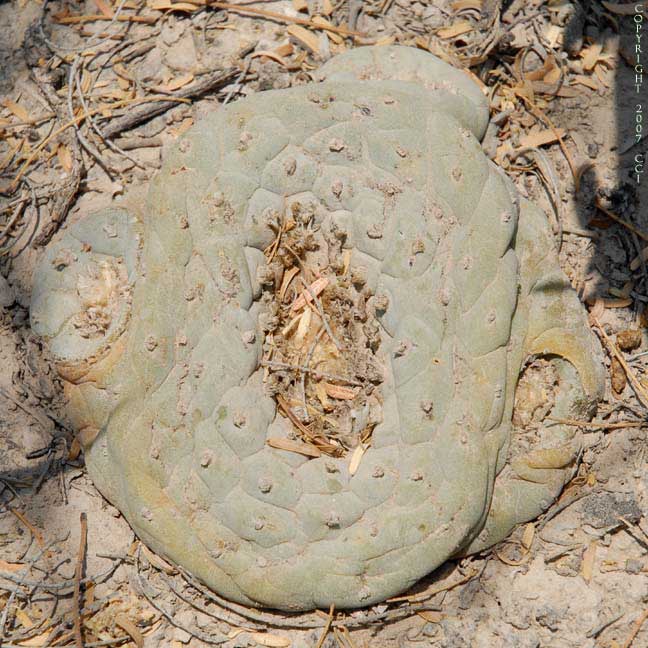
(74, 513, 88, 648)
(179, 567, 441, 629)
(591, 317, 648, 410)
(621, 608, 648, 648)
(260, 360, 362, 386)
(100, 67, 238, 139)
(315, 605, 335, 648)
(547, 416, 648, 430)
(30, 68, 84, 248)
(595, 198, 648, 243)
(180, 0, 363, 36)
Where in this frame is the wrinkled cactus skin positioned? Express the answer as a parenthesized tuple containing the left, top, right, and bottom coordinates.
(30, 46, 605, 610)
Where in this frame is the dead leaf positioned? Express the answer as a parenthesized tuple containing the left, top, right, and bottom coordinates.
(437, 20, 473, 39)
(148, 0, 198, 10)
(521, 523, 535, 551)
(519, 128, 566, 148)
(57, 144, 73, 172)
(603, 297, 633, 309)
(315, 383, 332, 411)
(0, 559, 25, 572)
(141, 544, 176, 574)
(267, 437, 322, 458)
(323, 383, 357, 400)
(571, 75, 599, 90)
(292, 0, 307, 11)
(630, 246, 648, 271)
(155, 73, 194, 93)
(417, 610, 444, 623)
(349, 443, 367, 476)
(582, 43, 603, 71)
(311, 16, 343, 43)
(250, 50, 289, 67)
(94, 0, 114, 17)
(279, 266, 300, 301)
(611, 356, 627, 394)
(581, 541, 597, 583)
(291, 277, 328, 312)
(248, 633, 291, 647)
(2, 99, 30, 122)
(286, 24, 320, 55)
(451, 0, 482, 11)
(115, 614, 144, 648)
(16, 630, 52, 646)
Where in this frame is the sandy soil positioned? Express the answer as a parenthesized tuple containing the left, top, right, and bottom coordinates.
(1, 1, 647, 647)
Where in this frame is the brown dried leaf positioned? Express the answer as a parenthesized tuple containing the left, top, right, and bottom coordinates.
(57, 143, 73, 172)
(417, 610, 444, 623)
(349, 443, 367, 476)
(249, 634, 291, 647)
(519, 127, 566, 148)
(141, 544, 176, 574)
(115, 614, 144, 648)
(94, 0, 114, 18)
(611, 356, 627, 394)
(315, 382, 332, 411)
(603, 297, 633, 309)
(451, 0, 482, 11)
(2, 98, 30, 122)
(148, 0, 198, 11)
(437, 20, 473, 39)
(323, 383, 357, 400)
(290, 277, 328, 311)
(617, 329, 642, 351)
(311, 16, 343, 43)
(572, 74, 599, 90)
(279, 266, 300, 301)
(286, 24, 320, 55)
(521, 523, 535, 551)
(0, 558, 25, 572)
(582, 43, 603, 71)
(267, 437, 322, 458)
(581, 541, 597, 583)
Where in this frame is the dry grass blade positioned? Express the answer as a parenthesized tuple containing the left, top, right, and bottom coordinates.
(266, 437, 322, 458)
(548, 416, 647, 430)
(115, 613, 144, 648)
(315, 605, 335, 648)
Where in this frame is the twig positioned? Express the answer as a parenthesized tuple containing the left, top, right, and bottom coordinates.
(300, 328, 325, 420)
(261, 360, 362, 386)
(591, 317, 648, 410)
(621, 609, 648, 648)
(190, 1, 363, 36)
(135, 553, 228, 645)
(547, 416, 647, 430)
(74, 513, 88, 648)
(595, 198, 648, 243)
(101, 68, 237, 138)
(315, 605, 335, 648)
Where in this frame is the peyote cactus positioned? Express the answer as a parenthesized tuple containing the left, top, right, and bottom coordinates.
(31, 46, 605, 611)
